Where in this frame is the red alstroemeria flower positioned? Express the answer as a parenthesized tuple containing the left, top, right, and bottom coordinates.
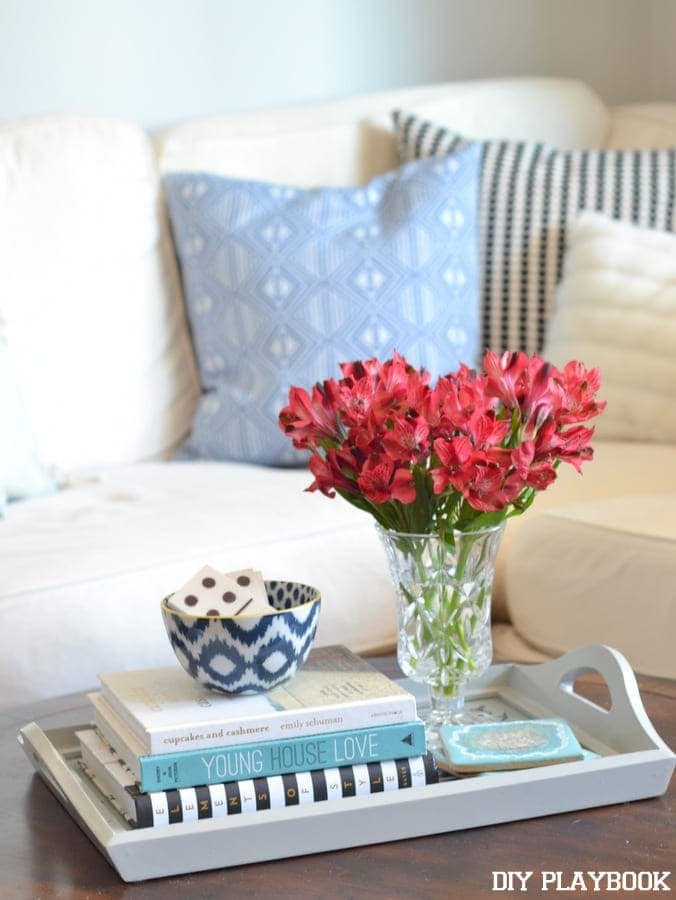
(339, 357, 381, 381)
(279, 381, 341, 449)
(430, 436, 473, 494)
(307, 448, 359, 497)
(484, 350, 564, 429)
(377, 351, 430, 394)
(511, 441, 536, 479)
(434, 441, 521, 512)
(534, 421, 595, 473)
(434, 366, 493, 433)
(337, 355, 408, 425)
(347, 420, 380, 455)
(382, 415, 430, 464)
(307, 454, 338, 497)
(557, 360, 606, 424)
(466, 410, 511, 449)
(337, 375, 378, 427)
(357, 456, 416, 505)
(522, 356, 563, 429)
(483, 350, 530, 409)
(551, 426, 596, 473)
(510, 442, 557, 491)
(460, 458, 511, 512)
(524, 460, 557, 491)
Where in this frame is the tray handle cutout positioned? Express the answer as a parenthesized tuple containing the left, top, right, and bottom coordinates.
(514, 644, 673, 752)
(559, 667, 612, 712)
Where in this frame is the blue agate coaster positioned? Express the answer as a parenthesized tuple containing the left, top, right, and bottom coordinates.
(440, 718, 584, 773)
(580, 747, 600, 760)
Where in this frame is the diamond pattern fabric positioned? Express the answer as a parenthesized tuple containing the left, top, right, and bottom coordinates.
(165, 150, 481, 465)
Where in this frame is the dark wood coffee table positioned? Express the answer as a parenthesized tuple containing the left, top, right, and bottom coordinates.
(2, 657, 674, 899)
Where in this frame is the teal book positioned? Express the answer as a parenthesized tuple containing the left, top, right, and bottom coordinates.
(90, 690, 426, 791)
(440, 718, 584, 773)
(138, 721, 425, 791)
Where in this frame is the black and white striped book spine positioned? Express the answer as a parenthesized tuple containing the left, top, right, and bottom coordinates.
(132, 754, 438, 828)
(80, 752, 439, 829)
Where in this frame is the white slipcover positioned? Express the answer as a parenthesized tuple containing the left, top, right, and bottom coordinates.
(157, 78, 608, 186)
(0, 116, 199, 470)
(2, 77, 675, 708)
(1, 462, 394, 705)
(506, 492, 676, 679)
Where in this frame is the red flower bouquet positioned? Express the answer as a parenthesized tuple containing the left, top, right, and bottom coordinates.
(279, 350, 605, 724)
(279, 350, 605, 536)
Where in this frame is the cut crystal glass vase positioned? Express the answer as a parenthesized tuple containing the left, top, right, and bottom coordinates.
(376, 522, 505, 747)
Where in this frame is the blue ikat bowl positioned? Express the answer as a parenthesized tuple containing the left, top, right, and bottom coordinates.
(160, 579, 321, 694)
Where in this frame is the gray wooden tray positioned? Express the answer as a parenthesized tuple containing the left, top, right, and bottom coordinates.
(18, 644, 675, 883)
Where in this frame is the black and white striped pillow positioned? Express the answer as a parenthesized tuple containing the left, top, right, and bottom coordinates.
(393, 110, 676, 355)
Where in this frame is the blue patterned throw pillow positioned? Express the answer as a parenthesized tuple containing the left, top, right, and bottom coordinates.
(165, 149, 481, 466)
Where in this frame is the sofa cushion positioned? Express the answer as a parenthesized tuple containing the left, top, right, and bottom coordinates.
(493, 440, 676, 620)
(165, 152, 481, 466)
(505, 492, 676, 679)
(393, 111, 676, 356)
(491, 623, 551, 665)
(0, 116, 199, 470)
(0, 462, 396, 709)
(544, 213, 676, 443)
(157, 78, 608, 188)
(3, 442, 675, 707)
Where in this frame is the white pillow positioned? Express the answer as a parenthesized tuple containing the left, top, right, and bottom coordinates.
(544, 212, 676, 443)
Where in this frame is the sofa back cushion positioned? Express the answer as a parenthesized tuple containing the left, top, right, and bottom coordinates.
(157, 78, 609, 187)
(0, 116, 199, 470)
(606, 103, 676, 149)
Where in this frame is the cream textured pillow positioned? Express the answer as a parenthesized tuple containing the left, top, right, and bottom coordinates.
(544, 212, 676, 443)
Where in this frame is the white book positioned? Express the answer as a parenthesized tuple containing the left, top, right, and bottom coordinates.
(98, 645, 417, 755)
(88, 692, 146, 780)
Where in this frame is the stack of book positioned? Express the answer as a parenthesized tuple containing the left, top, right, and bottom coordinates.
(78, 645, 438, 828)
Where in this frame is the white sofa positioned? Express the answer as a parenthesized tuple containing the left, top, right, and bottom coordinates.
(2, 78, 675, 710)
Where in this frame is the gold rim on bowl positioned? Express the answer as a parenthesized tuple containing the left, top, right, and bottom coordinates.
(160, 588, 321, 621)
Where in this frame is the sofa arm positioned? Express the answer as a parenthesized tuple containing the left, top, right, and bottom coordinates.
(504, 493, 676, 679)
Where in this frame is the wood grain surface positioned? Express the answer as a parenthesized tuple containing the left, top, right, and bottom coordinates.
(1, 657, 673, 899)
